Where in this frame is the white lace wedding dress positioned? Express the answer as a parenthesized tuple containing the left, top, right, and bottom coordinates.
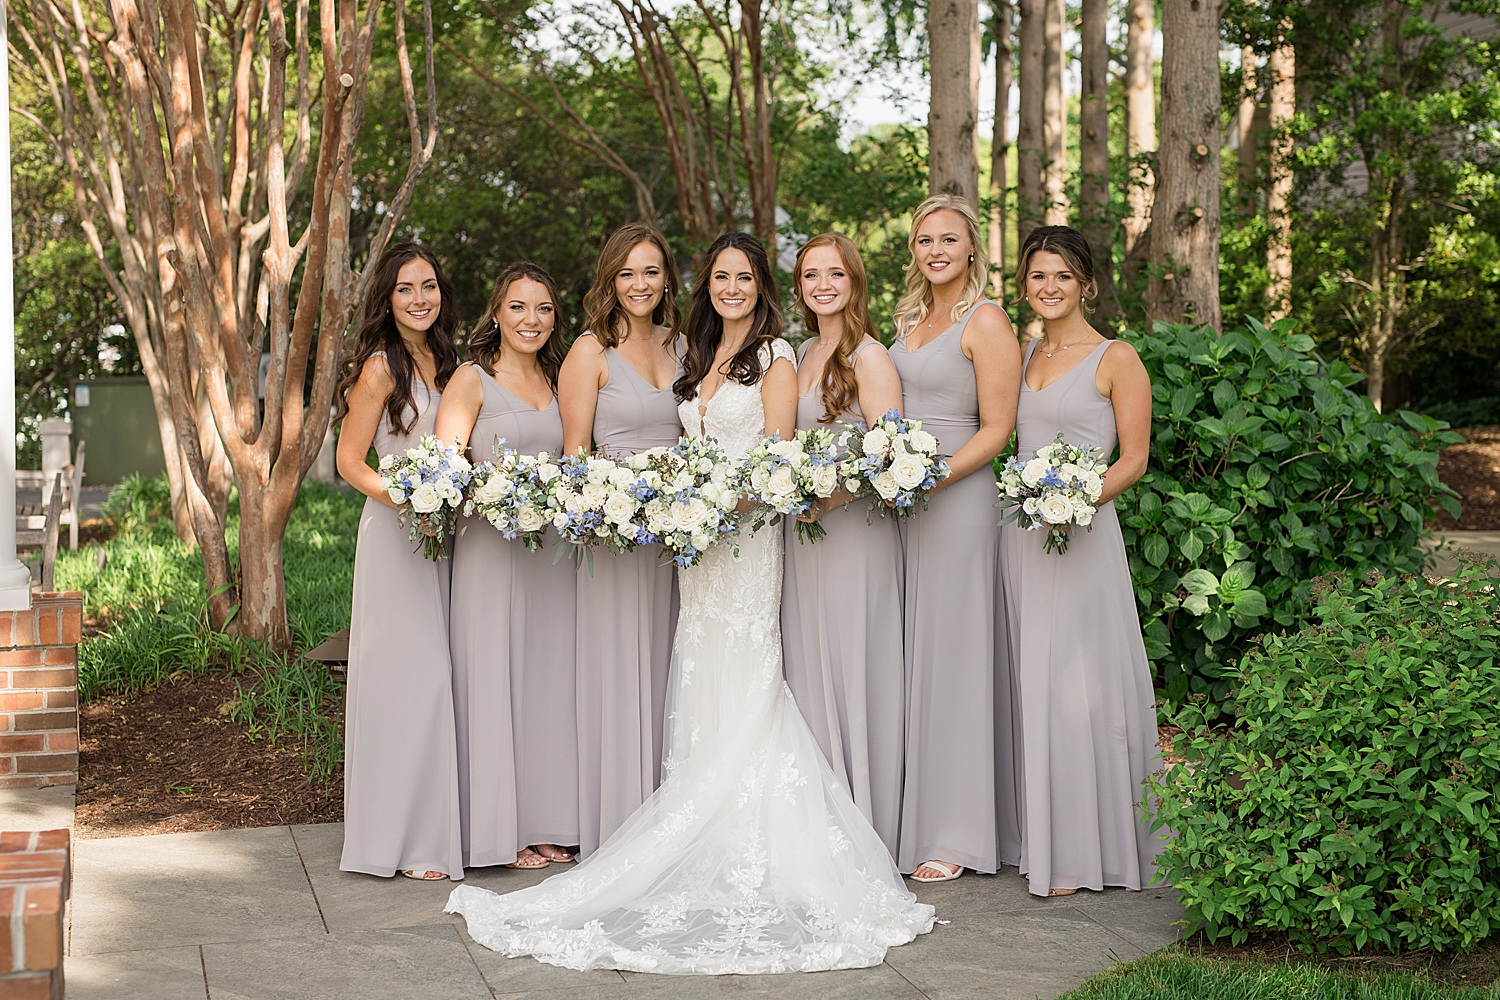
(447, 339, 935, 974)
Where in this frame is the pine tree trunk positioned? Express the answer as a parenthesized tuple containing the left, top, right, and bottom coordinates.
(1042, 0, 1068, 224)
(1265, 34, 1295, 321)
(1147, 0, 1222, 330)
(928, 0, 982, 203)
(1079, 0, 1115, 323)
(989, 0, 1014, 295)
(1016, 0, 1045, 245)
(1121, 0, 1155, 292)
(1237, 47, 1259, 212)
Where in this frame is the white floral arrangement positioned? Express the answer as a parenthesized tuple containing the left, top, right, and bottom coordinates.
(379, 434, 472, 560)
(733, 428, 840, 541)
(546, 452, 627, 550)
(639, 437, 740, 567)
(463, 437, 558, 553)
(995, 430, 1107, 554)
(836, 409, 951, 517)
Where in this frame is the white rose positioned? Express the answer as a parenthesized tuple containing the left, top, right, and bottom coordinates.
(872, 470, 899, 501)
(378, 454, 395, 471)
(1038, 493, 1075, 525)
(1059, 462, 1082, 481)
(536, 462, 561, 484)
(671, 497, 710, 532)
(1074, 505, 1095, 527)
(562, 489, 587, 514)
(750, 465, 771, 492)
(582, 482, 607, 507)
(405, 447, 424, 461)
(1022, 497, 1040, 516)
(423, 453, 441, 469)
(449, 452, 471, 472)
(766, 466, 797, 500)
(603, 491, 639, 526)
(386, 487, 407, 505)
(811, 465, 838, 497)
(609, 466, 637, 488)
(477, 475, 511, 504)
(691, 530, 713, 550)
(1079, 470, 1104, 500)
(861, 427, 891, 459)
(889, 453, 926, 490)
(767, 438, 803, 460)
(552, 511, 570, 529)
(1021, 457, 1050, 488)
(844, 478, 863, 494)
(409, 482, 442, 513)
(908, 428, 938, 454)
(517, 506, 546, 532)
(671, 472, 694, 491)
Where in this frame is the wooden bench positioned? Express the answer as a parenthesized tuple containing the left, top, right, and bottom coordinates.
(16, 440, 85, 552)
(15, 474, 62, 593)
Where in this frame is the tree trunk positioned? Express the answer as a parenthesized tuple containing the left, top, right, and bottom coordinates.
(928, 0, 981, 204)
(1079, 0, 1114, 323)
(1042, 0, 1068, 224)
(1147, 0, 1222, 330)
(1237, 46, 1259, 211)
(1016, 0, 1044, 245)
(1265, 34, 1295, 321)
(741, 0, 777, 246)
(989, 0, 1014, 295)
(236, 486, 293, 645)
(1121, 0, 1155, 292)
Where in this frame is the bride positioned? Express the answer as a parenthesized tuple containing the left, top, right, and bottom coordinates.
(446, 232, 936, 974)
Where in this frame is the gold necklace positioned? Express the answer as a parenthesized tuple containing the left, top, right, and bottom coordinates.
(1041, 337, 1093, 358)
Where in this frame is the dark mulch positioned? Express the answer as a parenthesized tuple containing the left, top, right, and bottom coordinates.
(1436, 425, 1500, 531)
(77, 673, 343, 839)
(1184, 931, 1500, 990)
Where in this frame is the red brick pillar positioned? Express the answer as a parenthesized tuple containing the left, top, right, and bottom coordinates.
(0, 829, 70, 999)
(0, 593, 81, 788)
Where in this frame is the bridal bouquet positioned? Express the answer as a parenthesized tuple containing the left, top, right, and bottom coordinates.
(379, 434, 472, 560)
(836, 409, 951, 516)
(733, 428, 840, 541)
(464, 437, 558, 552)
(995, 431, 1107, 554)
(546, 452, 624, 549)
(638, 437, 740, 567)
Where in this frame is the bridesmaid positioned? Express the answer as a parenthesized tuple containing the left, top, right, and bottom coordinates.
(335, 242, 464, 881)
(1000, 225, 1162, 897)
(889, 195, 1023, 883)
(436, 263, 577, 872)
(558, 223, 684, 857)
(781, 233, 906, 857)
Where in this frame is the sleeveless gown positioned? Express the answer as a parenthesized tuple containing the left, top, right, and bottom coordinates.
(1000, 339, 1164, 895)
(447, 340, 935, 974)
(449, 364, 578, 867)
(341, 369, 464, 879)
(781, 339, 906, 857)
(889, 301, 1021, 875)
(574, 339, 682, 857)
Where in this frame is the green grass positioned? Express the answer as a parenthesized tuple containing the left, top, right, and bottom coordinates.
(55, 475, 362, 779)
(1061, 950, 1500, 1000)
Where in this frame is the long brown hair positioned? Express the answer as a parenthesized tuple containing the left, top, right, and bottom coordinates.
(892, 193, 990, 336)
(1015, 225, 1100, 319)
(674, 232, 783, 404)
(795, 232, 875, 423)
(468, 262, 569, 392)
(581, 224, 682, 349)
(336, 242, 460, 435)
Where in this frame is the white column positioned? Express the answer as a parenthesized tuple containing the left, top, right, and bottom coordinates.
(0, 0, 36, 611)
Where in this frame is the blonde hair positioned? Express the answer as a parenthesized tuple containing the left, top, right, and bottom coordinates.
(794, 233, 875, 423)
(892, 194, 990, 337)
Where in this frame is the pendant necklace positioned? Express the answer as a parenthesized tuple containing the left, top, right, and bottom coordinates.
(1042, 338, 1088, 358)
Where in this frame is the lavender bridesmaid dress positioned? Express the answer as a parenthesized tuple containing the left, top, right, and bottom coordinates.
(1000, 339, 1163, 894)
(575, 338, 682, 857)
(341, 369, 464, 879)
(888, 301, 1019, 876)
(781, 339, 905, 857)
(449, 364, 578, 866)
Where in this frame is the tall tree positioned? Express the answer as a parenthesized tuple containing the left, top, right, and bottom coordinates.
(1237, 46, 1260, 209)
(1265, 30, 1294, 321)
(929, 0, 982, 203)
(1121, 0, 1155, 280)
(1078, 0, 1114, 321)
(988, 0, 1014, 293)
(1147, 0, 1222, 329)
(17, 0, 438, 636)
(1016, 0, 1044, 243)
(1041, 0, 1067, 223)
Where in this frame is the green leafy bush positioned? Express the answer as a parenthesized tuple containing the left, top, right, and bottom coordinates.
(1118, 318, 1463, 714)
(1152, 561, 1500, 953)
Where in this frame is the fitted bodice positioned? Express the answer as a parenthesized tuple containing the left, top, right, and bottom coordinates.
(590, 336, 683, 458)
(795, 339, 880, 431)
(1016, 339, 1117, 459)
(465, 363, 564, 463)
(890, 302, 1000, 455)
(370, 352, 439, 456)
(678, 339, 796, 461)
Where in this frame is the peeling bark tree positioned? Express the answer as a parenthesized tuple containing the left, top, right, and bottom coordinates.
(1265, 32, 1294, 320)
(1041, 0, 1067, 224)
(1078, 0, 1114, 321)
(988, 0, 1014, 294)
(928, 0, 981, 204)
(18, 0, 439, 638)
(1016, 0, 1044, 245)
(1121, 0, 1154, 286)
(1147, 0, 1222, 330)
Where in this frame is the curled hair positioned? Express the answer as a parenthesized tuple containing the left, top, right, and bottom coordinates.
(674, 232, 784, 404)
(794, 233, 875, 423)
(581, 224, 682, 348)
(336, 242, 460, 436)
(468, 262, 569, 393)
(1015, 225, 1099, 318)
(892, 194, 990, 337)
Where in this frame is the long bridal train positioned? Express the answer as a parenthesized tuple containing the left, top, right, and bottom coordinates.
(446, 339, 935, 974)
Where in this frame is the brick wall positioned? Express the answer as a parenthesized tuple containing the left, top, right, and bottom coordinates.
(0, 829, 70, 1000)
(0, 593, 81, 789)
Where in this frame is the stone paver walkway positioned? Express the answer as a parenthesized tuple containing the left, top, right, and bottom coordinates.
(51, 821, 1183, 1000)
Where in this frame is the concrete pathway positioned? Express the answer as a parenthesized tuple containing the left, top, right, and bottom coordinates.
(1429, 531, 1500, 578)
(56, 822, 1183, 1000)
